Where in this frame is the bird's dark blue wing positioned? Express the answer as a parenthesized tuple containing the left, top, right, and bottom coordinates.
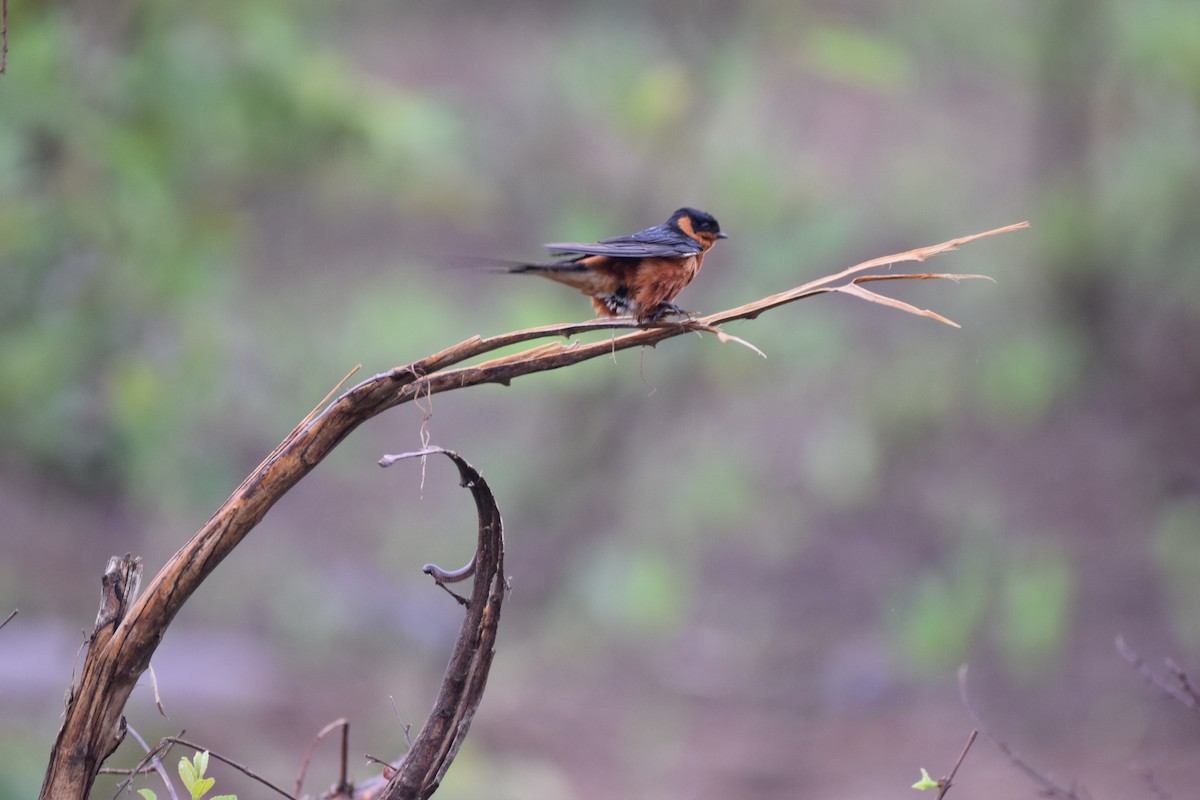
(545, 223, 701, 259)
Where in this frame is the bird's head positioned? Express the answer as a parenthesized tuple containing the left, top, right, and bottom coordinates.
(670, 207, 728, 249)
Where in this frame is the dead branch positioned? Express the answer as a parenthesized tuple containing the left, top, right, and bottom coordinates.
(371, 448, 506, 800)
(40, 555, 141, 798)
(39, 222, 1025, 799)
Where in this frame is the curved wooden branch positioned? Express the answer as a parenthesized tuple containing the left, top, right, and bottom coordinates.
(39, 222, 1025, 799)
(374, 448, 505, 800)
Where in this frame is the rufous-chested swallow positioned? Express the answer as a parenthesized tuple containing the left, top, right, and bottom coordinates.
(508, 207, 727, 322)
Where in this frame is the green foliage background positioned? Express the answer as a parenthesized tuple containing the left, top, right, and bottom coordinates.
(2, 1, 1199, 797)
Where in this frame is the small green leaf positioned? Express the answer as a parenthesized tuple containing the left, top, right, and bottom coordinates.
(137, 790, 158, 800)
(178, 756, 199, 790)
(179, 751, 218, 799)
(211, 795, 238, 800)
(193, 750, 210, 779)
(912, 767, 940, 790)
(190, 777, 215, 799)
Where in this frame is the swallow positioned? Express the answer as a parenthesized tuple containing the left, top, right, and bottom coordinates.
(508, 207, 727, 322)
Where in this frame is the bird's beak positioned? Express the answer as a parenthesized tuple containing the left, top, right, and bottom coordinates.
(717, 231, 729, 239)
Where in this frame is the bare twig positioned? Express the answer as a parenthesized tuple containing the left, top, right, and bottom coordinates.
(1164, 657, 1200, 707)
(958, 665, 1086, 799)
(296, 719, 351, 799)
(162, 736, 296, 800)
(1, 0, 8, 75)
(934, 729, 977, 800)
(41, 223, 1025, 799)
(1116, 636, 1200, 713)
(0, 608, 16, 631)
(363, 755, 399, 782)
(389, 696, 416, 750)
(108, 726, 178, 800)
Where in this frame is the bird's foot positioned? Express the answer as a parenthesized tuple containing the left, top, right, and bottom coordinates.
(643, 302, 698, 323)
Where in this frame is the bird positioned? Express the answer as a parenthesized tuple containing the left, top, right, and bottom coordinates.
(508, 207, 727, 322)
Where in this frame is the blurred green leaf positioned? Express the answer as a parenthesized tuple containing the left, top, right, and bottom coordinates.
(652, 449, 755, 537)
(799, 407, 881, 509)
(802, 24, 913, 91)
(1153, 499, 1200, 649)
(891, 542, 991, 674)
(972, 329, 1084, 427)
(575, 542, 693, 635)
(1115, 1, 1200, 92)
(994, 543, 1074, 679)
(626, 61, 693, 135)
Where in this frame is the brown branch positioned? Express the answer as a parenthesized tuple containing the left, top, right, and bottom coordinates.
(295, 718, 351, 799)
(40, 222, 1025, 799)
(41, 555, 141, 798)
(0, 608, 16, 631)
(935, 729, 977, 800)
(375, 448, 506, 800)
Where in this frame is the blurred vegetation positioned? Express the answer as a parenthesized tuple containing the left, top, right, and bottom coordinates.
(3, 0, 1200, 796)
(1154, 499, 1200, 650)
(0, 0, 475, 510)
